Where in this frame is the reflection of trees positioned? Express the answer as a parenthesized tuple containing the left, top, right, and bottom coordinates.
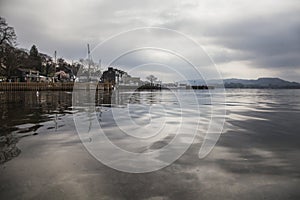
(0, 90, 164, 135)
(110, 90, 162, 106)
(95, 90, 163, 106)
(133, 91, 162, 105)
(0, 91, 72, 136)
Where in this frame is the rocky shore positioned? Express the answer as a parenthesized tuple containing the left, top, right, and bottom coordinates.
(0, 134, 21, 164)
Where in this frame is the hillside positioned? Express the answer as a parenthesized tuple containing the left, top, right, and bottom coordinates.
(186, 78, 300, 89)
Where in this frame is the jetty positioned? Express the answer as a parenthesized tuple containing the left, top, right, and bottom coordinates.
(191, 85, 214, 90)
(0, 82, 113, 91)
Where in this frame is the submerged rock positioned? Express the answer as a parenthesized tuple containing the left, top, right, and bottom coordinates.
(0, 134, 21, 164)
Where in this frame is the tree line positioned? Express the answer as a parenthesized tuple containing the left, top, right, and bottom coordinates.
(0, 16, 82, 81)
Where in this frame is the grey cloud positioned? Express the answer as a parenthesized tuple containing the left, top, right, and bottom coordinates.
(0, 0, 299, 81)
(160, 6, 300, 72)
(212, 12, 300, 55)
(218, 17, 300, 70)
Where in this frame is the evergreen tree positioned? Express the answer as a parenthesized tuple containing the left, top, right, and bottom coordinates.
(28, 45, 42, 72)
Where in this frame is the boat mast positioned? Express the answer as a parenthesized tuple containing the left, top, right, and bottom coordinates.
(87, 44, 91, 81)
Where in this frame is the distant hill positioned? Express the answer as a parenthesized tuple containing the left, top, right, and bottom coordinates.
(185, 78, 300, 89)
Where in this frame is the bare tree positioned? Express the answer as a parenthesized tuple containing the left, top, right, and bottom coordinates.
(0, 17, 18, 79)
(146, 75, 157, 86)
(0, 17, 17, 46)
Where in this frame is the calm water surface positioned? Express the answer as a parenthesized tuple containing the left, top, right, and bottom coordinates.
(0, 89, 300, 199)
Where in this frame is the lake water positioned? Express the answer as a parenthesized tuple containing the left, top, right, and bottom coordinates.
(0, 89, 300, 199)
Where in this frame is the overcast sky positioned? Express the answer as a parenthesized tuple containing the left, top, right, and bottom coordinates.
(1, 0, 299, 82)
